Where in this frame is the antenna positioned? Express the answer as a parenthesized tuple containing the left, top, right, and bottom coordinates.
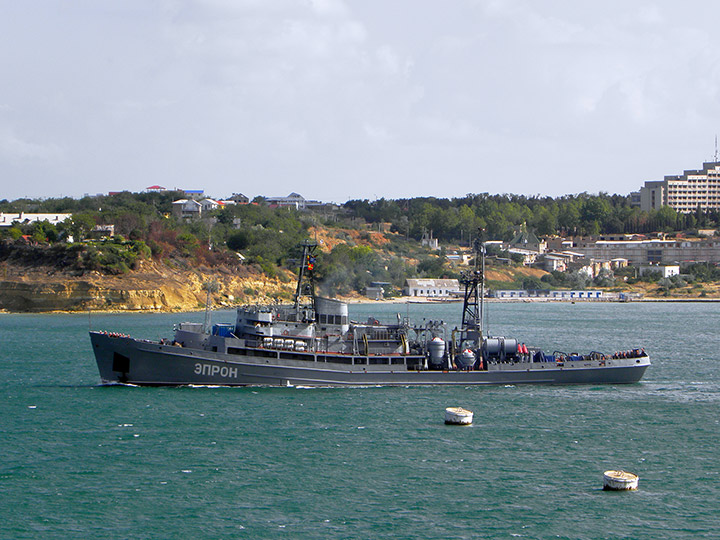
(715, 135, 718, 162)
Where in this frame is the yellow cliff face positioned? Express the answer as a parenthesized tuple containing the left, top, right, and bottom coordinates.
(0, 264, 295, 313)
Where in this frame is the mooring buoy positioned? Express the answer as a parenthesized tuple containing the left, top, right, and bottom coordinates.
(603, 470, 639, 491)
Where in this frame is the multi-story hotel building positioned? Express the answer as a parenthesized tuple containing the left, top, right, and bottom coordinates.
(636, 161, 720, 213)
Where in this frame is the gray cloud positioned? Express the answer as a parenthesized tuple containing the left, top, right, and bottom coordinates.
(2, 0, 720, 202)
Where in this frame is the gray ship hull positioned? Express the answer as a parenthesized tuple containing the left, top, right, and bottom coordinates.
(90, 332, 650, 387)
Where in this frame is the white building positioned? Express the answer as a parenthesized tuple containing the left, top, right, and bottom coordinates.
(638, 161, 720, 213)
(491, 289, 603, 300)
(404, 279, 460, 298)
(0, 212, 72, 227)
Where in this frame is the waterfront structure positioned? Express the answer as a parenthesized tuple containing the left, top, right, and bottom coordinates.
(638, 161, 720, 212)
(490, 289, 603, 300)
(404, 278, 460, 298)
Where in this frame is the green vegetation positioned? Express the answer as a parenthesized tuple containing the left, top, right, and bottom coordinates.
(1, 191, 719, 294)
(345, 193, 720, 240)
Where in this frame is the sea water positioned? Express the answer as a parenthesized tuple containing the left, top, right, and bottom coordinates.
(1, 302, 718, 539)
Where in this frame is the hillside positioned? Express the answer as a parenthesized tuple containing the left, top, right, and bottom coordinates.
(0, 259, 295, 312)
(2, 220, 719, 312)
(3, 248, 716, 313)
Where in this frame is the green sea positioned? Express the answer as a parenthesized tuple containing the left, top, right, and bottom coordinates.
(1, 302, 718, 539)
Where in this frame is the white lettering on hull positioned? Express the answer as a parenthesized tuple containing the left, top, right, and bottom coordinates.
(194, 363, 238, 379)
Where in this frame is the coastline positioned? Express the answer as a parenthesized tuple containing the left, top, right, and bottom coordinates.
(2, 293, 718, 315)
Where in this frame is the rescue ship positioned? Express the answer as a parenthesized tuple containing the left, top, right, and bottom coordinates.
(89, 241, 650, 386)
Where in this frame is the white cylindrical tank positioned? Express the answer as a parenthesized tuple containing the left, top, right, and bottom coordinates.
(428, 337, 446, 365)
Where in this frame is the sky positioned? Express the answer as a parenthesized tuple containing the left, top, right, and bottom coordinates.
(3, 0, 720, 203)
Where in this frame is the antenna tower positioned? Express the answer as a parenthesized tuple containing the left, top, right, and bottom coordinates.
(294, 240, 318, 309)
(459, 230, 485, 347)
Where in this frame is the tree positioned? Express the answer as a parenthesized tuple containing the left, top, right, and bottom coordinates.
(68, 213, 96, 241)
(593, 268, 616, 287)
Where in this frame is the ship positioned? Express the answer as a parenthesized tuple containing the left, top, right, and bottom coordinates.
(89, 241, 650, 387)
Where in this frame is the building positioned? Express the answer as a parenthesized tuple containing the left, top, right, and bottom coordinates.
(364, 282, 390, 300)
(421, 230, 439, 250)
(266, 192, 322, 210)
(540, 254, 567, 272)
(229, 193, 250, 204)
(638, 161, 720, 213)
(365, 286, 384, 300)
(404, 279, 460, 298)
(508, 229, 547, 253)
(90, 224, 115, 239)
(172, 199, 223, 219)
(566, 237, 720, 264)
(0, 212, 72, 227)
(446, 251, 473, 266)
(490, 289, 603, 300)
(638, 265, 680, 278)
(507, 247, 539, 265)
(172, 199, 202, 219)
(183, 189, 205, 200)
(200, 199, 221, 213)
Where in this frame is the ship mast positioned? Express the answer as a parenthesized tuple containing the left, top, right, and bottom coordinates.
(459, 234, 485, 348)
(294, 240, 318, 310)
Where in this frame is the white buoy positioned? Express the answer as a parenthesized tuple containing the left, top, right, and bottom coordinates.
(603, 470, 639, 491)
(444, 407, 473, 425)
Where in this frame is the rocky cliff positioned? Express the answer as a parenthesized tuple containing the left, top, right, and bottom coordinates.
(0, 261, 294, 312)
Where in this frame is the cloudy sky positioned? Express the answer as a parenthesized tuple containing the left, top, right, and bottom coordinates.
(3, 0, 720, 202)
